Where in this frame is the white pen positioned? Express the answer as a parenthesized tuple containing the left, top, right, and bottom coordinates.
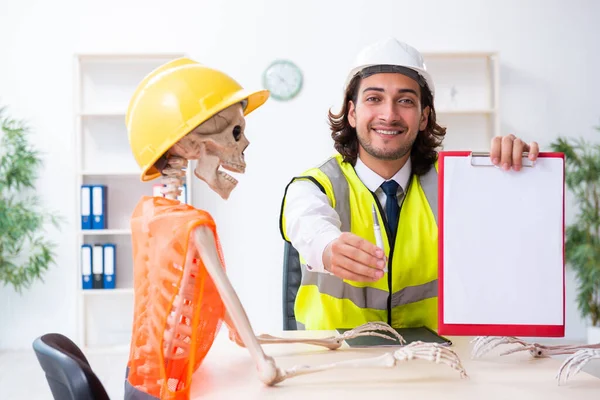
(372, 204, 387, 273)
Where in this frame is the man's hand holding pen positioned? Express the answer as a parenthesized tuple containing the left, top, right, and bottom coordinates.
(322, 232, 387, 282)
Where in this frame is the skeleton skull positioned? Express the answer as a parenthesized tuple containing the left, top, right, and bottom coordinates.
(169, 102, 248, 200)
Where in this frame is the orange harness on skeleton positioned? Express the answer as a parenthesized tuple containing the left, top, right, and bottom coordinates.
(124, 196, 226, 400)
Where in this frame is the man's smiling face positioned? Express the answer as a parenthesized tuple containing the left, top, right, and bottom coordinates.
(348, 72, 430, 163)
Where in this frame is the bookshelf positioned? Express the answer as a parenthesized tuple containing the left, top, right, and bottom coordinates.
(73, 53, 191, 350)
(422, 52, 500, 151)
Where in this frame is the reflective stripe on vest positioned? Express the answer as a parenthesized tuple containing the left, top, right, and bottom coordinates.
(418, 163, 438, 225)
(300, 158, 438, 311)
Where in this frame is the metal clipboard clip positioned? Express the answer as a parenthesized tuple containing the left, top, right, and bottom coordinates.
(468, 151, 535, 168)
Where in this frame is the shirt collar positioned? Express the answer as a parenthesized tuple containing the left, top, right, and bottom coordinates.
(354, 156, 412, 193)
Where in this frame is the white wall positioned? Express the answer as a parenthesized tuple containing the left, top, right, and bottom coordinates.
(1, 0, 598, 350)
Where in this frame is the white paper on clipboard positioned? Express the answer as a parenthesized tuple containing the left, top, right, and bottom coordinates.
(439, 152, 564, 331)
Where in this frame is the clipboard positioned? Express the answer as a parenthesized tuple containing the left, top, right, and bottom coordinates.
(438, 151, 565, 337)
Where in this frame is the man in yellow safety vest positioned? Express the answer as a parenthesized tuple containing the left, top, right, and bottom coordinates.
(279, 37, 539, 331)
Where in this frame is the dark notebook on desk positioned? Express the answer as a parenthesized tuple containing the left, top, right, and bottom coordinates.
(337, 326, 452, 348)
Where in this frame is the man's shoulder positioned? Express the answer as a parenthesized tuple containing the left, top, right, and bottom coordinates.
(295, 153, 344, 175)
(313, 153, 344, 169)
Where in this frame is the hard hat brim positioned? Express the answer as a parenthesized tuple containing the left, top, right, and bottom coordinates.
(345, 64, 435, 98)
(140, 88, 270, 181)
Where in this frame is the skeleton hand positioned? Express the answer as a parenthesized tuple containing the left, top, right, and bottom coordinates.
(255, 321, 406, 350)
(226, 321, 404, 350)
(556, 348, 600, 385)
(395, 341, 468, 378)
(471, 336, 597, 359)
(471, 336, 552, 358)
(273, 341, 468, 384)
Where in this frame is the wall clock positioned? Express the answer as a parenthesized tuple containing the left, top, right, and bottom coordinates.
(262, 59, 303, 101)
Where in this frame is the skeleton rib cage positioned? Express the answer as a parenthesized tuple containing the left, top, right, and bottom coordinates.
(126, 194, 226, 399)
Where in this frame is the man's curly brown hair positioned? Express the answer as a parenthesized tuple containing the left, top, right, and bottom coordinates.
(328, 73, 446, 176)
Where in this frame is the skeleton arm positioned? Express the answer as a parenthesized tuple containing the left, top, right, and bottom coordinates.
(471, 336, 600, 358)
(470, 336, 585, 358)
(193, 226, 281, 385)
(470, 336, 600, 384)
(193, 226, 468, 384)
(225, 311, 404, 350)
(253, 325, 404, 350)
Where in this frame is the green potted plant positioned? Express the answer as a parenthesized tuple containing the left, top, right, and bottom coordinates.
(550, 129, 600, 344)
(0, 106, 62, 293)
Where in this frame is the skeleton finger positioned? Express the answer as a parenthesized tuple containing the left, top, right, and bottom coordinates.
(394, 342, 468, 378)
(556, 349, 600, 385)
(471, 336, 528, 358)
(557, 351, 584, 384)
(341, 322, 406, 345)
(569, 350, 600, 380)
(341, 330, 404, 344)
(567, 353, 591, 381)
(471, 336, 507, 357)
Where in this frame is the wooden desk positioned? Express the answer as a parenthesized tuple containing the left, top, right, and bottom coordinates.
(190, 329, 599, 399)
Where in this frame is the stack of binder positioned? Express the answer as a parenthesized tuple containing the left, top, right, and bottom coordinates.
(81, 185, 107, 229)
(81, 243, 116, 289)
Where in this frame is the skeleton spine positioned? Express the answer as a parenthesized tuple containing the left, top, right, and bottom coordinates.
(160, 156, 187, 200)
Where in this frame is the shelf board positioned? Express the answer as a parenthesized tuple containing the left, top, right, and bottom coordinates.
(82, 288, 133, 295)
(81, 229, 131, 235)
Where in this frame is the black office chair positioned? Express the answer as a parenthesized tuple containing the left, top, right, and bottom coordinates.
(32, 333, 110, 400)
(282, 241, 303, 330)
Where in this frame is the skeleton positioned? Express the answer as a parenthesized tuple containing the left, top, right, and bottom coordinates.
(470, 336, 600, 384)
(147, 101, 468, 384)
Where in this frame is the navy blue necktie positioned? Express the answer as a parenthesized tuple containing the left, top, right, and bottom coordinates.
(381, 180, 400, 240)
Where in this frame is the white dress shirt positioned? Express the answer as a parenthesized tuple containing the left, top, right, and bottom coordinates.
(284, 156, 412, 273)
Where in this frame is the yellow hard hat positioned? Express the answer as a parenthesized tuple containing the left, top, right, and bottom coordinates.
(126, 57, 270, 181)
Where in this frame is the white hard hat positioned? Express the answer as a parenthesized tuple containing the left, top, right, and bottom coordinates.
(344, 37, 435, 98)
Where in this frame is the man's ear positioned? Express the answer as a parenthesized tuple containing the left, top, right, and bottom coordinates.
(419, 106, 430, 131)
(348, 101, 357, 128)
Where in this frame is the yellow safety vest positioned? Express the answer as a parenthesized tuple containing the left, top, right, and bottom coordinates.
(280, 153, 439, 331)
